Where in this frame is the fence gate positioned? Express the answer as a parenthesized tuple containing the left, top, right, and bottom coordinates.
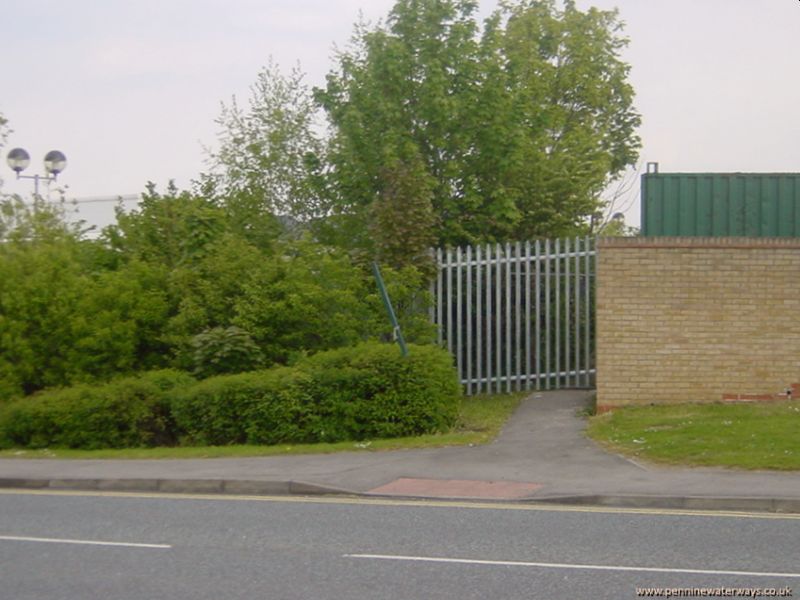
(433, 237, 596, 395)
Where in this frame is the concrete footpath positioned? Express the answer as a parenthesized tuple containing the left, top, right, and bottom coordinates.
(0, 390, 798, 512)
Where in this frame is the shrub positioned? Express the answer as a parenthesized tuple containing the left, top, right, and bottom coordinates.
(171, 367, 315, 446)
(190, 326, 264, 378)
(0, 343, 460, 449)
(0, 370, 194, 449)
(0, 237, 173, 398)
(231, 238, 371, 365)
(172, 342, 460, 445)
(300, 342, 461, 441)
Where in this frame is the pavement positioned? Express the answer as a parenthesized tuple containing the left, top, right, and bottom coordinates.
(0, 390, 798, 512)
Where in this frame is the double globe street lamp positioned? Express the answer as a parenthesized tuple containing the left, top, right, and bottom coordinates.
(6, 147, 67, 197)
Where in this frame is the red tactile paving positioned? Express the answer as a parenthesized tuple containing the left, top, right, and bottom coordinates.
(368, 478, 543, 500)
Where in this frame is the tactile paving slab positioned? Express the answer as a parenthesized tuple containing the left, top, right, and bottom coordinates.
(368, 478, 543, 500)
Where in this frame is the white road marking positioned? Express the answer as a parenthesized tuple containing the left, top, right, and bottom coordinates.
(0, 535, 171, 549)
(345, 554, 800, 579)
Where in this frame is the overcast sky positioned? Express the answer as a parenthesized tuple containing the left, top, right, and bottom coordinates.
(1, 0, 798, 231)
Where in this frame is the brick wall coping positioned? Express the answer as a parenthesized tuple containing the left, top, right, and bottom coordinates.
(598, 236, 800, 250)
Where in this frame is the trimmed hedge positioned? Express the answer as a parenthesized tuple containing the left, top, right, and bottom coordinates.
(0, 370, 195, 449)
(0, 343, 461, 449)
(171, 343, 461, 445)
(170, 366, 315, 446)
(299, 342, 460, 441)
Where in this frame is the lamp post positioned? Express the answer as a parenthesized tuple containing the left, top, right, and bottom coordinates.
(6, 147, 67, 198)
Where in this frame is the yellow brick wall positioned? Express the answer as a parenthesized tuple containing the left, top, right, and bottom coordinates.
(596, 237, 800, 411)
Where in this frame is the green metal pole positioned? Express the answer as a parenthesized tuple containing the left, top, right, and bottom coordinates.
(372, 262, 409, 357)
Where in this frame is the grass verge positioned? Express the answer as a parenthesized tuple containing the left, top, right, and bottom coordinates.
(587, 400, 800, 470)
(0, 392, 526, 460)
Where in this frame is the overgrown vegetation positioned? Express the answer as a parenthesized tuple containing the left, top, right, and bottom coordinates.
(0, 0, 641, 451)
(0, 190, 434, 400)
(587, 401, 800, 470)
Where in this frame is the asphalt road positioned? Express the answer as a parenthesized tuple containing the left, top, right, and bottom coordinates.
(1, 490, 798, 600)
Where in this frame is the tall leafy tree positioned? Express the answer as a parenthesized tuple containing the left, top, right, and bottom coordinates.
(488, 0, 641, 239)
(369, 149, 437, 272)
(316, 0, 640, 248)
(208, 60, 325, 239)
(316, 0, 483, 250)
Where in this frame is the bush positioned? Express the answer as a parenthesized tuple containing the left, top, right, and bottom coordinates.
(173, 342, 460, 445)
(300, 342, 461, 441)
(231, 238, 372, 365)
(0, 237, 173, 398)
(171, 367, 315, 446)
(190, 326, 264, 378)
(0, 370, 194, 449)
(0, 343, 460, 449)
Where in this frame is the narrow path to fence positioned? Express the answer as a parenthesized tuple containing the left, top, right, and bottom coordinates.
(433, 238, 596, 395)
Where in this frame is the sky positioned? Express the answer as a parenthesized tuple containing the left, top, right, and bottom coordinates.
(1, 0, 798, 232)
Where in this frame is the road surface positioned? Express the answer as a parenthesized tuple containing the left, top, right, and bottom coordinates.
(1, 490, 797, 599)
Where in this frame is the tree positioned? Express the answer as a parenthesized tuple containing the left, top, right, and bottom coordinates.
(0, 191, 93, 245)
(103, 181, 277, 368)
(315, 0, 483, 251)
(208, 60, 325, 240)
(369, 150, 437, 272)
(495, 0, 640, 239)
(316, 0, 641, 248)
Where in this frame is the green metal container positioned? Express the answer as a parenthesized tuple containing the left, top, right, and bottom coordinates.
(641, 166, 800, 237)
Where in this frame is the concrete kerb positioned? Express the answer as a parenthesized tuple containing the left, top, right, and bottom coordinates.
(1, 477, 798, 514)
(529, 494, 800, 514)
(362, 491, 800, 514)
(0, 478, 354, 497)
